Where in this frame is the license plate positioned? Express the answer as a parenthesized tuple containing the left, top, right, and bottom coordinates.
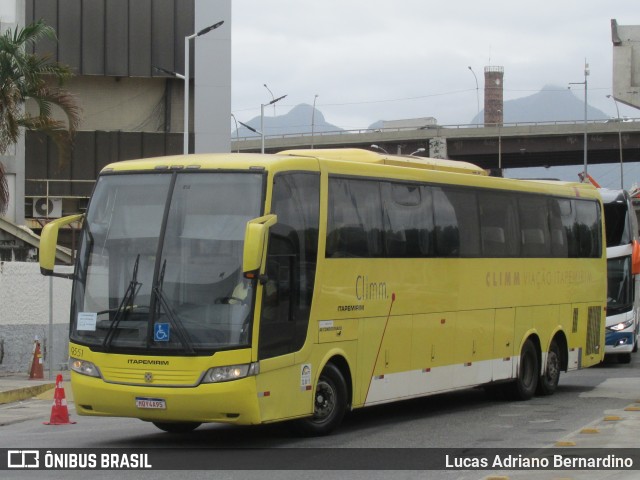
(135, 397, 166, 409)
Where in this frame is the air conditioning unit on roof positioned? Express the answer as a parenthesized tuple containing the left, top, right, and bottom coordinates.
(32, 197, 62, 218)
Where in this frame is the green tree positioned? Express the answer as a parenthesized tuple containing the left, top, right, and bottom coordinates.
(0, 19, 80, 216)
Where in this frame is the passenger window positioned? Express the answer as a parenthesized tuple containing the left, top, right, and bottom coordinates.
(433, 187, 480, 257)
(327, 178, 383, 258)
(518, 195, 551, 257)
(382, 183, 434, 257)
(479, 191, 519, 257)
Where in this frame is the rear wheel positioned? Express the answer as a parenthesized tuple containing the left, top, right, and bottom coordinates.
(152, 422, 201, 433)
(536, 340, 561, 396)
(506, 339, 539, 400)
(296, 363, 347, 436)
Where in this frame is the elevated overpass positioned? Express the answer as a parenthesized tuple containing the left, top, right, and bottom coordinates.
(232, 119, 640, 171)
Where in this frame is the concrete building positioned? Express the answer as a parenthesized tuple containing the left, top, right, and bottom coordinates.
(1, 0, 231, 230)
(611, 19, 640, 110)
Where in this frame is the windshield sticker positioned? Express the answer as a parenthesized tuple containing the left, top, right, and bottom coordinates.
(154, 323, 170, 342)
(77, 312, 97, 331)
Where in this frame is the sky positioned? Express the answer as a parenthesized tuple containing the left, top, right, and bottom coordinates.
(231, 0, 640, 130)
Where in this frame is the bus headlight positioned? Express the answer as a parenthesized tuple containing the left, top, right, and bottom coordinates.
(70, 358, 102, 378)
(608, 319, 634, 332)
(202, 362, 259, 384)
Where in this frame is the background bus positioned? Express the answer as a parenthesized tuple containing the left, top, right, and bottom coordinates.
(39, 149, 606, 435)
(601, 188, 640, 363)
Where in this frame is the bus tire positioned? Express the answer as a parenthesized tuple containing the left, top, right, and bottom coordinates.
(152, 421, 201, 433)
(536, 340, 561, 396)
(296, 363, 347, 436)
(507, 339, 539, 401)
(618, 353, 632, 364)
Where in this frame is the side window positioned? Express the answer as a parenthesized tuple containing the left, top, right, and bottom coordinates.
(326, 178, 383, 258)
(518, 195, 551, 257)
(433, 187, 480, 257)
(558, 199, 579, 257)
(259, 173, 320, 360)
(558, 199, 602, 258)
(478, 191, 519, 257)
(575, 200, 602, 258)
(603, 200, 632, 247)
(382, 183, 434, 257)
(548, 198, 568, 257)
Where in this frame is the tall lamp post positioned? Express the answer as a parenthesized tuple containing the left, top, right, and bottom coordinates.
(606, 94, 624, 189)
(468, 66, 480, 119)
(184, 20, 224, 155)
(569, 60, 589, 177)
(261, 94, 286, 153)
(264, 84, 277, 115)
(230, 114, 240, 153)
(311, 94, 319, 149)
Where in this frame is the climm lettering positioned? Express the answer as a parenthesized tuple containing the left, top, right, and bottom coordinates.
(355, 275, 388, 301)
(485, 271, 521, 287)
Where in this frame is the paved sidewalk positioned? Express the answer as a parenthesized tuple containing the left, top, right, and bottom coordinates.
(481, 400, 640, 480)
(0, 372, 72, 426)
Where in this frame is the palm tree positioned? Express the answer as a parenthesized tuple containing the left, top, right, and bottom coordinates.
(0, 19, 80, 216)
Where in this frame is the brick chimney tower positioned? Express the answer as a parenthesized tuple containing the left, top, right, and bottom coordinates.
(484, 66, 504, 126)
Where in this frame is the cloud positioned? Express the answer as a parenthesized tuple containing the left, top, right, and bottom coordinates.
(232, 1, 640, 128)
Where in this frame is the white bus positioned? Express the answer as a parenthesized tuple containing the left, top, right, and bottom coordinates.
(601, 189, 640, 363)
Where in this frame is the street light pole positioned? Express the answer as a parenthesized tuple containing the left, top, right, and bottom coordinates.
(607, 94, 624, 189)
(230, 114, 240, 153)
(261, 94, 287, 153)
(468, 66, 480, 119)
(264, 84, 276, 115)
(311, 94, 319, 149)
(183, 20, 224, 155)
(569, 60, 589, 177)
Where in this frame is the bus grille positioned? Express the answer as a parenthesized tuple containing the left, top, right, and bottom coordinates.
(101, 367, 202, 386)
(572, 308, 579, 333)
(586, 306, 601, 355)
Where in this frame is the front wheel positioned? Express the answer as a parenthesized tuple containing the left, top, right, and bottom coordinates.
(295, 363, 348, 436)
(536, 340, 561, 396)
(618, 353, 632, 364)
(506, 339, 539, 400)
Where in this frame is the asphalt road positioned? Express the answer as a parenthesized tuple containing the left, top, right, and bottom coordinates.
(1, 354, 639, 480)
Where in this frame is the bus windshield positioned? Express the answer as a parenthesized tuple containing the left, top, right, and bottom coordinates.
(71, 171, 264, 354)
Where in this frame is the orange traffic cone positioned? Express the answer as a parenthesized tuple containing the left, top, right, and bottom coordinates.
(28, 339, 44, 380)
(44, 374, 76, 425)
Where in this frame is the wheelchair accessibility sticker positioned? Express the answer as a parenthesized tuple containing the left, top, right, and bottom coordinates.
(154, 323, 170, 342)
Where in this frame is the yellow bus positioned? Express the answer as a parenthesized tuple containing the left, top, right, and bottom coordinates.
(39, 148, 606, 435)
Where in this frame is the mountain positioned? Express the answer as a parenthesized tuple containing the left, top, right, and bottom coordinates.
(232, 103, 343, 138)
(470, 84, 608, 124)
(234, 86, 609, 137)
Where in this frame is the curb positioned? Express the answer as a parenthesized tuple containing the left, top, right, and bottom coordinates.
(0, 383, 56, 405)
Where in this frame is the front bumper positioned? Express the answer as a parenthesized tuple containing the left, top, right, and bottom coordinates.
(71, 371, 262, 425)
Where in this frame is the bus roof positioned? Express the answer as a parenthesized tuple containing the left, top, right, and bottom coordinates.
(101, 149, 487, 177)
(278, 148, 488, 176)
(99, 150, 600, 200)
(599, 188, 629, 204)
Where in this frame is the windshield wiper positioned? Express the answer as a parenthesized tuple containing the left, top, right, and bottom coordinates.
(103, 254, 142, 351)
(150, 259, 196, 354)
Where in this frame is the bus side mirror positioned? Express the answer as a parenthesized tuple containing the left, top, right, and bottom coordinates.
(39, 214, 84, 277)
(633, 240, 640, 275)
(243, 214, 277, 277)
